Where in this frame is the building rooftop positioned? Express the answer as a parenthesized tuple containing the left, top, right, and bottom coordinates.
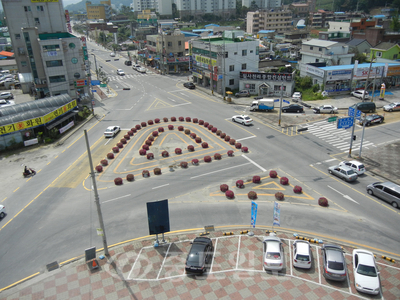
(346, 38, 367, 46)
(38, 32, 76, 40)
(302, 39, 337, 47)
(371, 42, 398, 50)
(320, 62, 400, 70)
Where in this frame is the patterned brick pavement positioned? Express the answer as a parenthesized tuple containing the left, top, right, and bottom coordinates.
(2, 229, 399, 300)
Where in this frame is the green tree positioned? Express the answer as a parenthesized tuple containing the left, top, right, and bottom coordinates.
(390, 14, 400, 32)
(249, 1, 259, 11)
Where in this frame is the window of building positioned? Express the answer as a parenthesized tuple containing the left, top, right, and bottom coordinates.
(24, 6, 31, 12)
(319, 47, 322, 51)
(15, 34, 21, 40)
(46, 60, 63, 67)
(315, 59, 319, 62)
(37, 5, 44, 11)
(242, 50, 247, 56)
(229, 79, 234, 85)
(394, 54, 398, 59)
(49, 75, 66, 83)
(168, 42, 172, 47)
(250, 50, 253, 53)
(43, 44, 60, 51)
(376, 51, 382, 57)
(310, 46, 313, 50)
(34, 18, 40, 25)
(241, 63, 246, 70)
(229, 65, 234, 71)
(234, 52, 237, 55)
(178, 41, 182, 46)
(21, 61, 27, 67)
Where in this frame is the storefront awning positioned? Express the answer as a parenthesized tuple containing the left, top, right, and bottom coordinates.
(46, 111, 77, 130)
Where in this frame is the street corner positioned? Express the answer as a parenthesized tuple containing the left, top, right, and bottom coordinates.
(89, 118, 252, 189)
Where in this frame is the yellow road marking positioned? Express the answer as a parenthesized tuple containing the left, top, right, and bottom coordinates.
(0, 272, 40, 292)
(1, 197, 6, 203)
(13, 187, 19, 193)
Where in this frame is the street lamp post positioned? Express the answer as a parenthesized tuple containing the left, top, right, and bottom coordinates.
(91, 54, 98, 80)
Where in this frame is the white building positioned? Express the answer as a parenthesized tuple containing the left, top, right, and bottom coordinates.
(300, 39, 354, 66)
(175, 0, 236, 18)
(2, 0, 87, 98)
(242, 0, 282, 9)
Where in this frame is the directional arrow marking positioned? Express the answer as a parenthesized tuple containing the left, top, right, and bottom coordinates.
(328, 185, 359, 204)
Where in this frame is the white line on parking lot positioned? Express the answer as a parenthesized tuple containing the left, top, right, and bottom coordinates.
(324, 159, 337, 163)
(152, 184, 170, 190)
(236, 136, 256, 142)
(102, 194, 132, 204)
(328, 185, 359, 204)
(242, 155, 267, 172)
(190, 163, 251, 179)
(172, 103, 191, 107)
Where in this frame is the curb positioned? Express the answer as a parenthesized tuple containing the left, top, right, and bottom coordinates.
(55, 114, 96, 147)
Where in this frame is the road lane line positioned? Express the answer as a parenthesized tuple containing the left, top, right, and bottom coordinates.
(241, 155, 267, 172)
(13, 187, 19, 193)
(236, 136, 256, 142)
(190, 163, 251, 179)
(152, 184, 170, 190)
(172, 103, 191, 107)
(102, 194, 132, 204)
(324, 159, 337, 163)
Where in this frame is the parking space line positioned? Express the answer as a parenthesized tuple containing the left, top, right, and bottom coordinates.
(210, 238, 218, 273)
(316, 245, 321, 284)
(289, 239, 293, 276)
(235, 235, 241, 270)
(157, 243, 172, 280)
(127, 247, 143, 280)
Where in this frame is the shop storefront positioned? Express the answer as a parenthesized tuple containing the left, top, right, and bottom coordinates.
(239, 72, 295, 97)
(324, 69, 352, 93)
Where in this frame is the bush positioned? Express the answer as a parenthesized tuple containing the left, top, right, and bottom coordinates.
(126, 174, 134, 182)
(168, 125, 174, 130)
(190, 133, 196, 139)
(148, 120, 154, 125)
(248, 191, 257, 200)
(225, 190, 235, 199)
(204, 122, 209, 127)
(185, 117, 191, 122)
(152, 131, 158, 137)
(235, 143, 242, 149)
(139, 149, 147, 155)
(220, 184, 229, 192)
(207, 124, 213, 130)
(180, 161, 188, 168)
(178, 126, 184, 131)
(227, 150, 234, 157)
(204, 156, 212, 162)
(229, 139, 236, 145)
(269, 170, 277, 178)
(141, 122, 147, 127)
(293, 186, 303, 193)
(202, 142, 208, 148)
(95, 165, 103, 172)
(120, 138, 127, 144)
(128, 130, 134, 136)
(131, 128, 137, 133)
(199, 120, 204, 125)
(142, 144, 149, 150)
(155, 118, 160, 123)
(220, 133, 226, 138)
(241, 147, 248, 153)
(114, 177, 123, 185)
(216, 130, 222, 136)
(163, 117, 168, 122)
(318, 197, 329, 207)
(192, 158, 199, 165)
(171, 117, 176, 121)
(187, 145, 195, 151)
(149, 136, 155, 141)
(214, 153, 221, 160)
(135, 124, 141, 130)
(142, 170, 150, 177)
(175, 148, 182, 154)
(275, 192, 284, 200)
(147, 153, 154, 159)
(211, 127, 217, 133)
(280, 177, 289, 185)
(107, 153, 114, 159)
(193, 118, 198, 123)
(154, 168, 162, 175)
(162, 151, 169, 157)
(179, 116, 184, 121)
(124, 135, 130, 140)
(224, 136, 231, 142)
(184, 129, 190, 134)
(112, 147, 119, 153)
(145, 140, 152, 146)
(117, 142, 123, 148)
(101, 159, 108, 166)
(195, 137, 202, 143)
(236, 180, 244, 188)
(158, 127, 164, 132)
(252, 176, 261, 183)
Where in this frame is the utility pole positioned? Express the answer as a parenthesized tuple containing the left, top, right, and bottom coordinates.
(91, 54, 98, 79)
(209, 37, 214, 94)
(278, 82, 284, 126)
(84, 130, 109, 256)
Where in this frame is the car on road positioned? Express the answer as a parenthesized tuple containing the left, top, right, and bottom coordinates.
(116, 69, 125, 76)
(183, 82, 195, 89)
(321, 244, 347, 281)
(366, 181, 400, 208)
(0, 99, 16, 107)
(124, 60, 132, 66)
(235, 90, 250, 97)
(338, 160, 365, 175)
(351, 90, 370, 99)
(133, 64, 141, 71)
(328, 165, 358, 182)
(383, 102, 400, 112)
(0, 92, 14, 100)
(313, 105, 338, 114)
(263, 235, 284, 271)
(185, 237, 214, 274)
(110, 52, 116, 57)
(232, 114, 253, 126)
(0, 204, 5, 218)
(293, 240, 312, 269)
(104, 126, 120, 138)
(281, 104, 304, 113)
(359, 114, 384, 126)
(292, 92, 302, 102)
(137, 67, 146, 73)
(353, 249, 380, 295)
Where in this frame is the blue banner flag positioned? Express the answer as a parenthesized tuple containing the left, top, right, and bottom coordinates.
(251, 201, 258, 228)
(273, 202, 281, 227)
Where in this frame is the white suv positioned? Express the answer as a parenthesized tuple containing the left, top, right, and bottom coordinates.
(293, 240, 312, 269)
(339, 160, 365, 175)
(0, 92, 13, 100)
(0, 204, 6, 218)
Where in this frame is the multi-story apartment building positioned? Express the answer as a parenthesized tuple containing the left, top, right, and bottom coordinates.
(175, 0, 236, 19)
(132, 0, 173, 16)
(86, 0, 112, 21)
(246, 10, 292, 34)
(137, 10, 158, 27)
(242, 0, 282, 9)
(2, 0, 87, 98)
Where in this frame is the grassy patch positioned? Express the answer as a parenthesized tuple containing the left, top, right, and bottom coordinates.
(299, 89, 328, 101)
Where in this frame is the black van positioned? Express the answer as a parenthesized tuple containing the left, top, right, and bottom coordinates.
(351, 102, 376, 113)
(124, 60, 132, 66)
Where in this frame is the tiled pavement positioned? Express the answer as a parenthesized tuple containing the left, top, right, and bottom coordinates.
(2, 229, 399, 300)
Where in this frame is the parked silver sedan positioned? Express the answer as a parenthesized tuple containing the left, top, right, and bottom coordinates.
(313, 105, 338, 114)
(328, 165, 358, 182)
(263, 235, 284, 271)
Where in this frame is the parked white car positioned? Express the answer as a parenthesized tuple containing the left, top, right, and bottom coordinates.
(0, 204, 6, 218)
(339, 160, 365, 175)
(292, 92, 302, 102)
(351, 90, 370, 99)
(293, 240, 312, 269)
(353, 249, 380, 295)
(137, 67, 147, 73)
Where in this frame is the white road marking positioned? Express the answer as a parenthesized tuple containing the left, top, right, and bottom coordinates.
(172, 103, 191, 107)
(324, 158, 337, 162)
(328, 185, 359, 204)
(241, 155, 267, 172)
(236, 136, 256, 142)
(190, 163, 251, 179)
(102, 194, 132, 204)
(152, 184, 170, 190)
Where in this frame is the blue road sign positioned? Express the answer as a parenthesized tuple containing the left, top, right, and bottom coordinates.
(348, 107, 362, 118)
(283, 99, 290, 104)
(337, 117, 354, 129)
(91, 80, 100, 85)
(274, 99, 279, 102)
